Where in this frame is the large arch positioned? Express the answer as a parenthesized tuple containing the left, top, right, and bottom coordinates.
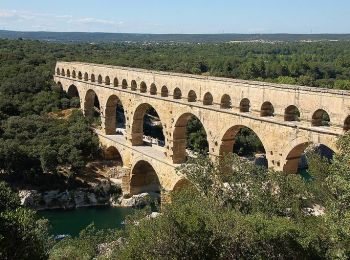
(283, 142, 335, 174)
(104, 95, 126, 135)
(84, 89, 101, 119)
(129, 160, 161, 195)
(172, 113, 209, 164)
(103, 146, 123, 166)
(131, 103, 165, 146)
(312, 109, 330, 127)
(67, 84, 80, 99)
(219, 125, 267, 167)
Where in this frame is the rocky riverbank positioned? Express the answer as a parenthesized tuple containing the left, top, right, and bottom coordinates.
(19, 183, 160, 210)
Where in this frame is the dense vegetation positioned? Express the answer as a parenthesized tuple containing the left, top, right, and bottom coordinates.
(0, 39, 99, 188)
(0, 181, 51, 259)
(1, 30, 350, 43)
(0, 38, 349, 259)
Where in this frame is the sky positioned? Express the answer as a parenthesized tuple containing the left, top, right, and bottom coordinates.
(0, 0, 349, 34)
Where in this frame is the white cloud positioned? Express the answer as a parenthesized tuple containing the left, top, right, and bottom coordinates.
(0, 9, 125, 32)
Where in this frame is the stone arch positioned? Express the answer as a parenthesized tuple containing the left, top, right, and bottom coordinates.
(150, 83, 157, 95)
(131, 80, 137, 91)
(61, 68, 65, 76)
(122, 79, 128, 89)
(67, 84, 80, 99)
(240, 98, 250, 112)
(91, 74, 96, 82)
(56, 68, 60, 75)
(84, 72, 88, 81)
(220, 94, 231, 109)
(72, 70, 76, 78)
(140, 81, 147, 93)
(57, 81, 63, 89)
(105, 76, 110, 85)
(172, 178, 193, 192)
(173, 87, 182, 100)
(261, 101, 274, 117)
(187, 90, 197, 102)
(130, 160, 161, 195)
(219, 125, 266, 155)
(104, 95, 126, 135)
(104, 146, 124, 166)
(203, 92, 213, 105)
(344, 115, 350, 131)
(172, 113, 209, 164)
(113, 77, 118, 87)
(284, 105, 300, 122)
(77, 71, 82, 80)
(131, 103, 165, 146)
(98, 75, 103, 84)
(161, 86, 169, 97)
(84, 89, 100, 118)
(312, 109, 330, 127)
(67, 69, 71, 77)
(282, 142, 335, 174)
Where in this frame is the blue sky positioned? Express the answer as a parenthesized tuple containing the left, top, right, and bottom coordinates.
(0, 0, 349, 33)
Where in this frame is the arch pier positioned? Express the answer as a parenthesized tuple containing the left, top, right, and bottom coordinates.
(55, 61, 349, 197)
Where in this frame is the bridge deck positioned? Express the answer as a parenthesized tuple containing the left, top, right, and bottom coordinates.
(95, 130, 176, 168)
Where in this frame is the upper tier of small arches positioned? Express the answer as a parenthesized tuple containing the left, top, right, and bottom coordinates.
(56, 67, 350, 131)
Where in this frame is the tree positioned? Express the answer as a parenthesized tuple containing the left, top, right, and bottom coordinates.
(0, 182, 51, 260)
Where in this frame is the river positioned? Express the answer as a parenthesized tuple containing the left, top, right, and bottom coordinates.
(39, 207, 134, 237)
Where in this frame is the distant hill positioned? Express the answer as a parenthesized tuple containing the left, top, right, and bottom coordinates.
(0, 30, 350, 43)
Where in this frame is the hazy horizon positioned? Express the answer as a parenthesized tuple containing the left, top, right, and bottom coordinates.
(0, 0, 349, 34)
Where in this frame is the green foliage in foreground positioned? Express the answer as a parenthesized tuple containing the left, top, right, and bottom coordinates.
(50, 134, 350, 260)
(0, 182, 51, 260)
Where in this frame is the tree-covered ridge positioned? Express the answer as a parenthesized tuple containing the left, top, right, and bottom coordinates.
(1, 30, 350, 42)
(59, 41, 350, 89)
(0, 39, 99, 188)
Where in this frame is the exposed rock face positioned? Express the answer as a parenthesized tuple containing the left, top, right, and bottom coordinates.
(18, 182, 120, 210)
(119, 192, 160, 208)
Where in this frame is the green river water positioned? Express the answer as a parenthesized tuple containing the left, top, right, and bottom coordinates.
(39, 207, 134, 237)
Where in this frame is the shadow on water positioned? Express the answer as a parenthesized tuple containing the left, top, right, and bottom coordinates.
(39, 207, 134, 237)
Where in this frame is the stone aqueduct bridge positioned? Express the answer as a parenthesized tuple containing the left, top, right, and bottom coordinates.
(54, 61, 350, 199)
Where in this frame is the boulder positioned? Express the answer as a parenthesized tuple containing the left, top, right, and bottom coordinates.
(19, 190, 41, 208)
(119, 192, 160, 208)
